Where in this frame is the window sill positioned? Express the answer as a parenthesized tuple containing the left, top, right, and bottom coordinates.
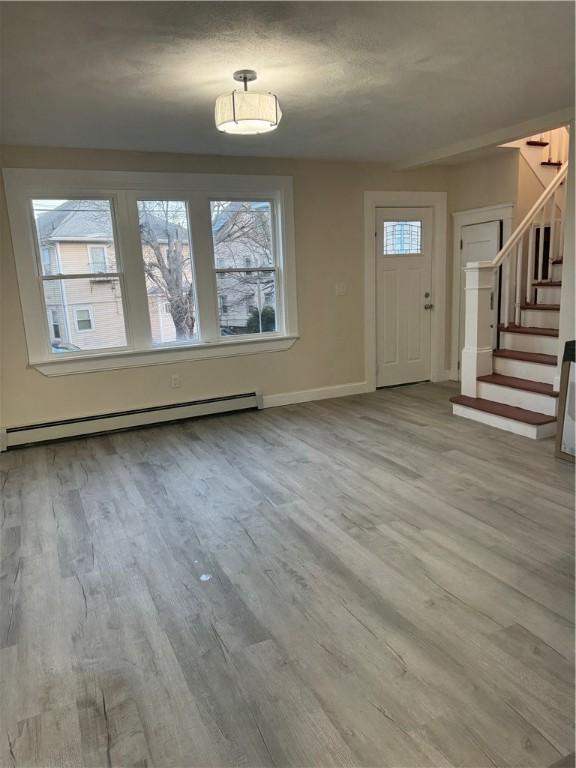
(31, 335, 299, 377)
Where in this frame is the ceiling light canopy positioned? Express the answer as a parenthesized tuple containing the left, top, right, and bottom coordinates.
(215, 70, 282, 135)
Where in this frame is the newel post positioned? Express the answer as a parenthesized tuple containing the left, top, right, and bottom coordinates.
(461, 262, 494, 397)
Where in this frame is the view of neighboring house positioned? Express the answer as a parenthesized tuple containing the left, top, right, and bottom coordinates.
(33, 199, 276, 353)
(35, 201, 127, 352)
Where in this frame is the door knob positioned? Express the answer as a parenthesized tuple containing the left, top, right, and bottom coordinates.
(424, 303, 434, 310)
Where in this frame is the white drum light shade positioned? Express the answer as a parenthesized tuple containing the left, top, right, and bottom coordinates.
(215, 90, 282, 135)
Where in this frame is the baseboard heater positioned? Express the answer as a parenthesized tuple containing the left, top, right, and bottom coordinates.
(5, 392, 261, 448)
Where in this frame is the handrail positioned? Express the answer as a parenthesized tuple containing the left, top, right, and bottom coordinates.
(491, 161, 568, 268)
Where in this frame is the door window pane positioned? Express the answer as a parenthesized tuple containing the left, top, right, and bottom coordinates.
(383, 221, 422, 255)
(137, 200, 197, 345)
(43, 279, 127, 352)
(216, 271, 277, 335)
(32, 199, 118, 274)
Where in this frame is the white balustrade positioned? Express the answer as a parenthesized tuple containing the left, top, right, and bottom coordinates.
(461, 263, 495, 397)
(462, 161, 568, 397)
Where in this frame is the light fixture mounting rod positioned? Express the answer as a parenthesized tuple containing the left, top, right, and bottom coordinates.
(233, 69, 257, 91)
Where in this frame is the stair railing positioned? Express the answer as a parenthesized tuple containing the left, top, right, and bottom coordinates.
(460, 161, 568, 398)
(493, 161, 567, 327)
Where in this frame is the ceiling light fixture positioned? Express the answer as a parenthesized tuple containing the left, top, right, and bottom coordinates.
(215, 70, 282, 135)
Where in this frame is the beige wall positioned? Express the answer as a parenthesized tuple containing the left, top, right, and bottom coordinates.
(516, 153, 545, 225)
(0, 145, 449, 427)
(447, 150, 519, 216)
(445, 149, 521, 370)
(1, 143, 529, 429)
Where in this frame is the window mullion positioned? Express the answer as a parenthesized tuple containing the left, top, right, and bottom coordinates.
(42, 272, 121, 280)
(214, 267, 276, 274)
(116, 191, 153, 349)
(187, 193, 219, 342)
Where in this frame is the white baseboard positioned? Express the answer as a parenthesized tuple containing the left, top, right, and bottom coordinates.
(5, 393, 259, 448)
(261, 381, 370, 408)
(3, 385, 371, 448)
(433, 369, 455, 383)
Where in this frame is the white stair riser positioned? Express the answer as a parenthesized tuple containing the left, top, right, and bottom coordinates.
(535, 286, 561, 304)
(551, 263, 563, 281)
(521, 309, 559, 329)
(494, 357, 556, 384)
(477, 382, 557, 416)
(452, 403, 556, 440)
(500, 332, 558, 356)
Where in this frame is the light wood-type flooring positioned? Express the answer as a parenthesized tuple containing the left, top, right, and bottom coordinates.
(1, 382, 574, 768)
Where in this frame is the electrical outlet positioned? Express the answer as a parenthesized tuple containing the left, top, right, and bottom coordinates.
(170, 375, 181, 389)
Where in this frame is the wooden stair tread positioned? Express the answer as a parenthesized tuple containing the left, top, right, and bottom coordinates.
(521, 303, 560, 311)
(499, 324, 558, 337)
(533, 280, 561, 287)
(493, 349, 557, 365)
(450, 395, 556, 425)
(477, 373, 558, 397)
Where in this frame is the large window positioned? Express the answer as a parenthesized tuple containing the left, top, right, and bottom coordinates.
(137, 200, 198, 345)
(5, 170, 297, 373)
(210, 201, 277, 336)
(32, 199, 128, 353)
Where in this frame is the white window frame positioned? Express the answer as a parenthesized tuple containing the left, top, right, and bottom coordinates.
(88, 244, 108, 273)
(3, 169, 298, 376)
(73, 305, 95, 333)
(211, 198, 280, 339)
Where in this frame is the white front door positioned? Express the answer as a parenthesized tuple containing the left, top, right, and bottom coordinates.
(458, 220, 500, 371)
(376, 207, 433, 387)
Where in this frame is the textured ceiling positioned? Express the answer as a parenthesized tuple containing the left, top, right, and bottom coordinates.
(1, 2, 574, 163)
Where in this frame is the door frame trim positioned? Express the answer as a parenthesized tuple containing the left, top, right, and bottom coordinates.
(364, 191, 448, 391)
(451, 203, 514, 380)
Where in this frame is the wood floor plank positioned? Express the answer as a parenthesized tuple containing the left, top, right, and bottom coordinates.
(232, 638, 358, 767)
(0, 382, 573, 767)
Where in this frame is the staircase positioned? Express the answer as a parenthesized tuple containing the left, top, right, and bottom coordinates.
(451, 158, 568, 439)
(502, 126, 569, 188)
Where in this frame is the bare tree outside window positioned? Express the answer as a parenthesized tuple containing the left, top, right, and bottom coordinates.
(137, 199, 278, 342)
(137, 200, 196, 342)
(211, 201, 277, 335)
(34, 198, 280, 354)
